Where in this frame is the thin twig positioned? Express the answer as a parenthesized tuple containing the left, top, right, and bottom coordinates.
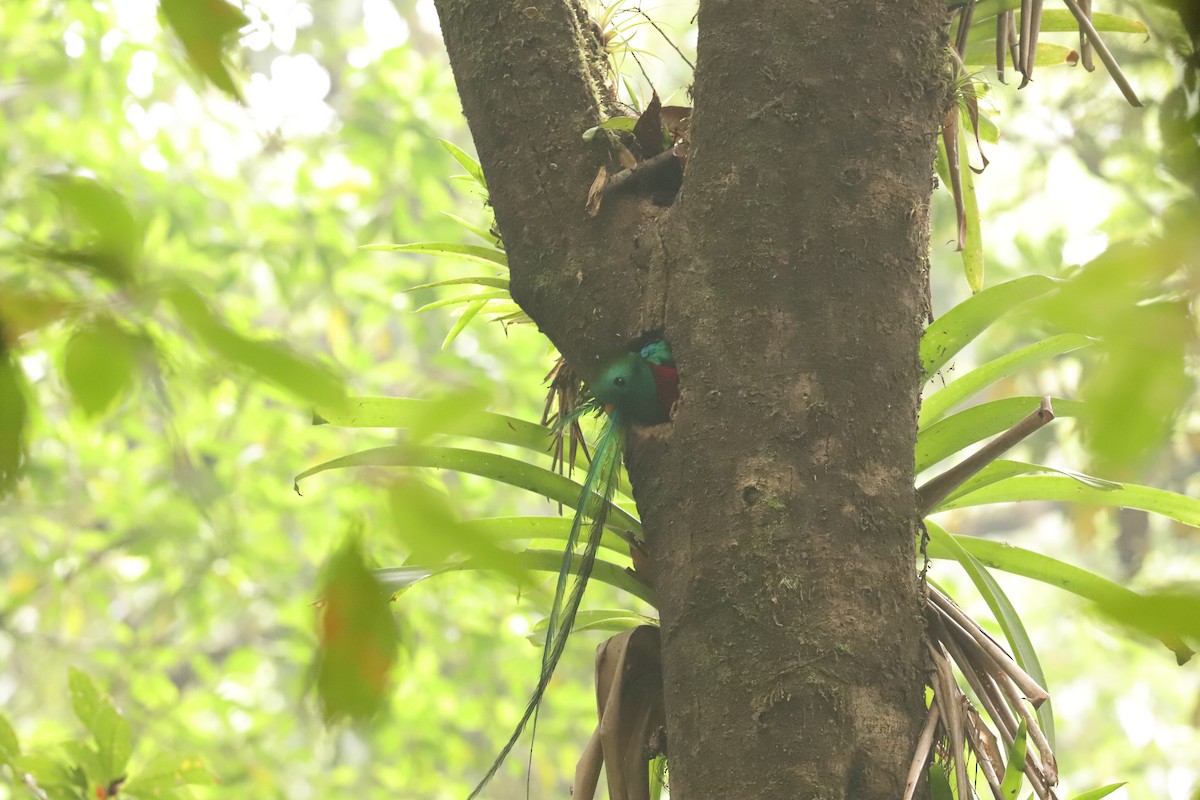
(633, 7, 694, 70)
(916, 396, 1054, 515)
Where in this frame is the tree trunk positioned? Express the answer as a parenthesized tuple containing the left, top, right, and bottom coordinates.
(433, 1, 949, 797)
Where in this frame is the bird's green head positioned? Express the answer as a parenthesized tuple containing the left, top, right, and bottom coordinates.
(591, 352, 662, 423)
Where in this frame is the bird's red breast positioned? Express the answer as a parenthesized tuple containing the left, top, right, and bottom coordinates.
(648, 363, 680, 418)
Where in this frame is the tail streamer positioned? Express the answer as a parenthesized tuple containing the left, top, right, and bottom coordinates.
(467, 411, 626, 799)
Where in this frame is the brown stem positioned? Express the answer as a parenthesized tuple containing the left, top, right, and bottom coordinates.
(917, 395, 1054, 515)
(602, 146, 682, 195)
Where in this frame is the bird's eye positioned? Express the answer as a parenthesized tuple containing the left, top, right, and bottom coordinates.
(613, 377, 626, 387)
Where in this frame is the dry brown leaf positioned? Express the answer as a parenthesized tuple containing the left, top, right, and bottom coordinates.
(586, 166, 608, 217)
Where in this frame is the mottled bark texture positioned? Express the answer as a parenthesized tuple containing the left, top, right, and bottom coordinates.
(433, 1, 949, 797)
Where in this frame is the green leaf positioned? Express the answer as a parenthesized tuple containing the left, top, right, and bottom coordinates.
(122, 753, 217, 795)
(294, 445, 642, 534)
(405, 275, 510, 292)
(363, 241, 508, 267)
(13, 753, 87, 796)
(928, 527, 1192, 661)
(968, 4, 1146, 35)
(940, 459, 1121, 505)
(315, 533, 400, 723)
(1000, 718, 1028, 798)
(59, 740, 105, 787)
(928, 762, 954, 800)
(1069, 783, 1128, 800)
(0, 713, 18, 766)
(442, 296, 489, 349)
(62, 319, 138, 417)
(412, 291, 508, 314)
(926, 521, 1055, 745)
(582, 116, 639, 140)
(936, 475, 1200, 528)
(0, 352, 28, 497)
(67, 668, 132, 784)
(956, 112, 985, 292)
(439, 139, 487, 187)
(527, 608, 657, 645)
(168, 284, 345, 408)
(1036, 9, 1146, 34)
(975, 109, 1000, 145)
(313, 396, 551, 449)
(919, 333, 1093, 426)
(921, 276, 1060, 382)
(964, 41, 1081, 69)
(460, 516, 631, 558)
(438, 211, 499, 244)
(159, 0, 249, 101)
(1093, 586, 1200, 644)
(386, 478, 531, 585)
(376, 548, 654, 606)
(44, 175, 142, 283)
(915, 396, 1085, 474)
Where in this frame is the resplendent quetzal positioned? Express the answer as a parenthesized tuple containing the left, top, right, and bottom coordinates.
(468, 339, 677, 798)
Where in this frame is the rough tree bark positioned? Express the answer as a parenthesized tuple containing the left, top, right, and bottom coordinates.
(432, 1, 949, 797)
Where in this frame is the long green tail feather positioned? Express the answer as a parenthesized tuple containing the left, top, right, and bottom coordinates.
(467, 410, 626, 799)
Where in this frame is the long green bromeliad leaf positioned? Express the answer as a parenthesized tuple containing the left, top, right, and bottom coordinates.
(310, 402, 634, 496)
(928, 528, 1193, 662)
(413, 290, 509, 313)
(459, 516, 632, 558)
(963, 40, 1080, 68)
(526, 609, 657, 646)
(965, 2, 1146, 34)
(934, 475, 1200, 527)
(313, 397, 549, 448)
(440, 139, 488, 188)
(999, 718, 1028, 798)
(956, 110, 985, 292)
(1067, 784, 1127, 800)
(294, 445, 641, 534)
(926, 521, 1055, 746)
(439, 211, 498, 244)
(405, 275, 510, 291)
(373, 548, 652, 606)
(964, 0, 1146, 30)
(939, 459, 1121, 506)
(919, 333, 1093, 426)
(920, 276, 1060, 382)
(360, 241, 508, 267)
(442, 297, 490, 349)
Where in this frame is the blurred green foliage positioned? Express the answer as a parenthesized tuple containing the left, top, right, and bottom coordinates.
(0, 1, 1198, 800)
